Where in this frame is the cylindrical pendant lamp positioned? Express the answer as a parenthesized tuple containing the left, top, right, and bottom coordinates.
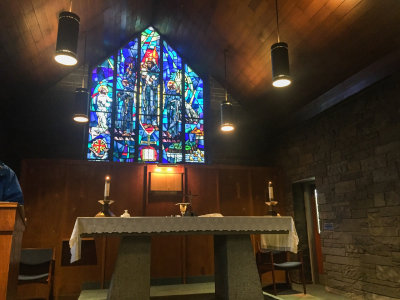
(55, 11, 80, 66)
(220, 101, 234, 132)
(73, 87, 89, 123)
(271, 42, 291, 87)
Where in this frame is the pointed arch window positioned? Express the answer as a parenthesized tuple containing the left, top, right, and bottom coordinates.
(87, 27, 205, 163)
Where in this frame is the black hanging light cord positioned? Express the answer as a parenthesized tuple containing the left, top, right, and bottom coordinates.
(224, 49, 228, 103)
(275, 0, 280, 43)
(82, 33, 87, 88)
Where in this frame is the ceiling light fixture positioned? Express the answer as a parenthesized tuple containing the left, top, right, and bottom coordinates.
(55, 2, 80, 66)
(271, 0, 291, 88)
(73, 33, 89, 123)
(220, 49, 235, 132)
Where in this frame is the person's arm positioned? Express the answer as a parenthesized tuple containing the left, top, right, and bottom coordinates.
(4, 169, 24, 205)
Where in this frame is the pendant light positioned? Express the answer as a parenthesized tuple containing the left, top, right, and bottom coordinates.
(55, 2, 80, 66)
(271, 0, 291, 87)
(73, 34, 89, 123)
(220, 50, 235, 132)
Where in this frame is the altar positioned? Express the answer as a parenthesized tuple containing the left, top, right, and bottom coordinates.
(70, 216, 295, 300)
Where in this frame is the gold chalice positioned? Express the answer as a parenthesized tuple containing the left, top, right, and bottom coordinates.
(175, 203, 190, 217)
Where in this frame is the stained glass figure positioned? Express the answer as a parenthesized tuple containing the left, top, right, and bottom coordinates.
(139, 27, 160, 162)
(87, 27, 205, 163)
(88, 57, 114, 160)
(162, 41, 183, 163)
(113, 39, 138, 161)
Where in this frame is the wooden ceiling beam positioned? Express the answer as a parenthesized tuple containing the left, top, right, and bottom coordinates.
(293, 49, 400, 123)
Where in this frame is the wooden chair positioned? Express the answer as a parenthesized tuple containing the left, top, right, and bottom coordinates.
(16, 248, 54, 300)
(256, 249, 306, 295)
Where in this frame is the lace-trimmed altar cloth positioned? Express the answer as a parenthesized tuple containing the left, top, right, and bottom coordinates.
(260, 217, 299, 253)
(69, 216, 295, 263)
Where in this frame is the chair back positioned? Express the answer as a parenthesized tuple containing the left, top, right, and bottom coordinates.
(18, 248, 54, 283)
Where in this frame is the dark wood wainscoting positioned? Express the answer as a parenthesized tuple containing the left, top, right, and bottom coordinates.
(19, 159, 283, 298)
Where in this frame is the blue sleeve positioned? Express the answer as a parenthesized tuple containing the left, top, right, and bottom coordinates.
(3, 169, 24, 205)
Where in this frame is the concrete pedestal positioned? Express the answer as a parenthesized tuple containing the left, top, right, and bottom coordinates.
(107, 236, 151, 300)
(214, 235, 264, 300)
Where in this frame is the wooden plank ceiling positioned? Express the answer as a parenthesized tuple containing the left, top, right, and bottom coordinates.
(1, 0, 400, 131)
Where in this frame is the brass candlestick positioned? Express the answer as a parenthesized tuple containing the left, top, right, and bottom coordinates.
(265, 200, 278, 216)
(95, 196, 115, 217)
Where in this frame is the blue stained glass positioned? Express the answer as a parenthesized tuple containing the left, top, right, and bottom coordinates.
(139, 27, 160, 116)
(162, 94, 182, 138)
(162, 94, 182, 163)
(114, 91, 135, 136)
(91, 57, 114, 96)
(117, 39, 138, 92)
(163, 41, 182, 95)
(88, 57, 114, 161)
(185, 121, 205, 163)
(87, 26, 205, 164)
(138, 114, 159, 163)
(87, 127, 111, 161)
(139, 27, 160, 161)
(162, 144, 183, 163)
(113, 139, 135, 162)
(90, 85, 113, 112)
(185, 65, 204, 120)
(141, 27, 160, 68)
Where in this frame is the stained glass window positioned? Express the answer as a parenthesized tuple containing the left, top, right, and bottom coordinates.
(87, 27, 206, 164)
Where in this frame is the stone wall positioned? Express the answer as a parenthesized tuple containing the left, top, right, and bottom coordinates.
(273, 73, 400, 299)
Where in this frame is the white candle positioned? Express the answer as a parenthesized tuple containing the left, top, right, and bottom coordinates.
(268, 181, 274, 201)
(104, 176, 110, 197)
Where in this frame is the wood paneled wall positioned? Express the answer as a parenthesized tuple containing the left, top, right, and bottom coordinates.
(19, 159, 282, 298)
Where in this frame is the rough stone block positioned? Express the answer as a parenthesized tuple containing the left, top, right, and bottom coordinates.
(326, 255, 360, 266)
(377, 237, 400, 249)
(385, 190, 400, 206)
(343, 265, 362, 280)
(368, 215, 399, 227)
(361, 281, 400, 298)
(378, 206, 400, 217)
(376, 265, 400, 283)
(373, 166, 398, 183)
(299, 153, 314, 165)
(368, 227, 398, 237)
(318, 203, 332, 212)
(335, 180, 356, 193)
(339, 218, 365, 232)
(328, 161, 348, 176)
(392, 252, 400, 264)
(319, 211, 336, 220)
(348, 161, 361, 173)
(322, 247, 346, 256)
(361, 155, 387, 171)
(330, 151, 342, 163)
(345, 244, 366, 254)
(375, 141, 400, 155)
(352, 209, 367, 218)
(332, 232, 353, 243)
(360, 254, 392, 266)
(373, 193, 385, 207)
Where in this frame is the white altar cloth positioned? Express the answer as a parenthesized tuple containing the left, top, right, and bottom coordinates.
(260, 217, 299, 253)
(69, 216, 294, 263)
